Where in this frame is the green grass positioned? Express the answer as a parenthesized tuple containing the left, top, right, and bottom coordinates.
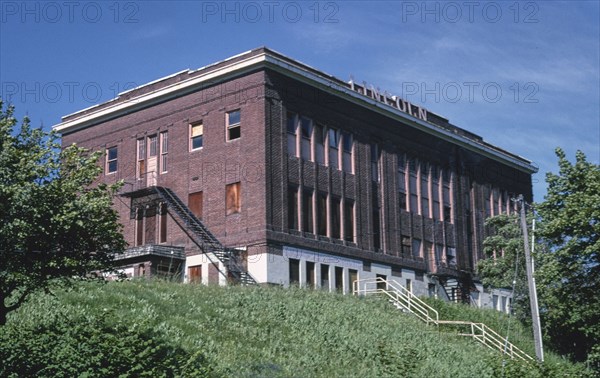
(1, 280, 591, 377)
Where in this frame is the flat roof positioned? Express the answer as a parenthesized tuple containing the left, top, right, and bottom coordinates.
(53, 47, 537, 174)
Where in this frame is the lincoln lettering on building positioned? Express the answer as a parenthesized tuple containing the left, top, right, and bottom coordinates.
(348, 79, 429, 122)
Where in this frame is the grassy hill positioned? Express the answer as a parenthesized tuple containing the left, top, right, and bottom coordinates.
(0, 280, 590, 377)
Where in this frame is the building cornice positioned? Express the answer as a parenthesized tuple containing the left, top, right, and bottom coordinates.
(53, 48, 537, 174)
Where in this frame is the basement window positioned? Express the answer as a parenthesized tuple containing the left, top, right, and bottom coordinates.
(289, 258, 300, 285)
(335, 266, 344, 292)
(306, 261, 316, 288)
(320, 264, 330, 289)
(226, 110, 241, 141)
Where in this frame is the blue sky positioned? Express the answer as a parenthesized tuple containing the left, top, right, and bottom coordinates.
(1, 0, 598, 201)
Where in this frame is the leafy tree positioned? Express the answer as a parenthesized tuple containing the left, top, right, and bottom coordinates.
(478, 213, 531, 324)
(0, 100, 126, 325)
(535, 148, 600, 367)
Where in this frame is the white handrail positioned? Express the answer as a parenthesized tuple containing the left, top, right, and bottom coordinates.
(353, 277, 439, 325)
(353, 277, 534, 362)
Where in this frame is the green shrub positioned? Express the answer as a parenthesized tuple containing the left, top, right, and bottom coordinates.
(0, 295, 214, 377)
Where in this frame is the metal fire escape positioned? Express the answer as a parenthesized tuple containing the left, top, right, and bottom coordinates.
(124, 186, 256, 285)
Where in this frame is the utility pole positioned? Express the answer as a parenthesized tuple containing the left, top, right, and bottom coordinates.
(518, 195, 544, 362)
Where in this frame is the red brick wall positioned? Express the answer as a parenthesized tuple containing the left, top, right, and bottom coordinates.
(62, 71, 269, 253)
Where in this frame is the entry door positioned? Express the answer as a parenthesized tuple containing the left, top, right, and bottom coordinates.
(147, 135, 158, 186)
(188, 265, 202, 284)
(376, 274, 387, 291)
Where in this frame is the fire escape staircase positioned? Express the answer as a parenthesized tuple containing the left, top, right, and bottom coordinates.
(440, 277, 469, 304)
(431, 270, 476, 305)
(130, 186, 256, 285)
(353, 277, 534, 362)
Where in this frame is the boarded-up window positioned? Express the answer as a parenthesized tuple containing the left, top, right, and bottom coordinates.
(159, 203, 167, 243)
(226, 182, 241, 215)
(144, 211, 156, 244)
(189, 191, 203, 220)
(289, 258, 300, 285)
(188, 265, 201, 284)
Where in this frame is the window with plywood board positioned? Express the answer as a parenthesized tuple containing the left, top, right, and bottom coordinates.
(226, 182, 241, 215)
(189, 191, 203, 220)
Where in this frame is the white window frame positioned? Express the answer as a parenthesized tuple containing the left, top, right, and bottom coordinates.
(226, 110, 241, 141)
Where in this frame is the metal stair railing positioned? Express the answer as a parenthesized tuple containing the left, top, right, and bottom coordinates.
(151, 186, 256, 285)
(353, 277, 439, 325)
(436, 320, 534, 362)
(353, 277, 534, 362)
